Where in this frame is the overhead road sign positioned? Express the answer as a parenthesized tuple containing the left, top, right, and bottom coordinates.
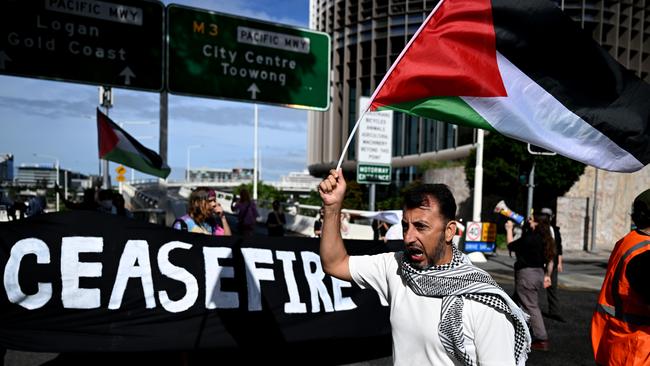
(0, 0, 164, 91)
(167, 4, 331, 110)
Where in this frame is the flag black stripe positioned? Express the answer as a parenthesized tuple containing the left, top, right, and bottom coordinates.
(492, 0, 650, 165)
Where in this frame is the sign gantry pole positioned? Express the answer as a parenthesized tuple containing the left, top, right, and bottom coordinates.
(253, 104, 259, 201)
(100, 86, 113, 189)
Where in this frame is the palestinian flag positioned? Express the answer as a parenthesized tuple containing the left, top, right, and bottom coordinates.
(369, 0, 650, 172)
(97, 108, 170, 179)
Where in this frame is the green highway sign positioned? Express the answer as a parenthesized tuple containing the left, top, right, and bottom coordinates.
(0, 0, 164, 91)
(357, 163, 391, 185)
(167, 4, 331, 110)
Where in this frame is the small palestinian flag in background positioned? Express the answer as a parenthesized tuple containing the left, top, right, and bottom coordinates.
(369, 0, 650, 172)
(97, 108, 170, 179)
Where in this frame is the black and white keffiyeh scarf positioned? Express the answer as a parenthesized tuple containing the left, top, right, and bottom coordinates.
(400, 247, 531, 366)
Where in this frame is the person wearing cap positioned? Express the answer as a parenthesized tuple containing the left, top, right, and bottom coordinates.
(539, 207, 565, 322)
(173, 187, 231, 236)
(591, 188, 650, 365)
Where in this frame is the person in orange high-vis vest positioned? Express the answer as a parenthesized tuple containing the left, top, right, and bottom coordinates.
(591, 188, 650, 366)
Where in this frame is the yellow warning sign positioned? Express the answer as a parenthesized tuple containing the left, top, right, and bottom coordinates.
(116, 175, 127, 182)
(115, 165, 127, 175)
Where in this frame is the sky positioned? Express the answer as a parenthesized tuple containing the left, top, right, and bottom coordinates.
(0, 0, 311, 183)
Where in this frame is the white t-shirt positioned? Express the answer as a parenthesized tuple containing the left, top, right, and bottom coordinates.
(349, 252, 516, 366)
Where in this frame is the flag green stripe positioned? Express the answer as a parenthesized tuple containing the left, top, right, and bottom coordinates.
(104, 148, 170, 179)
(376, 96, 495, 132)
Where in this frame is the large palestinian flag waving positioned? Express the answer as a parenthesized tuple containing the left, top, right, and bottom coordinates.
(97, 108, 170, 179)
(369, 0, 650, 172)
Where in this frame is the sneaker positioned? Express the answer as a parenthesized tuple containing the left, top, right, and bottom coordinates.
(531, 340, 550, 351)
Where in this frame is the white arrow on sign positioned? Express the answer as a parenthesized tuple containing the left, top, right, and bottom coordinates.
(0, 50, 12, 70)
(247, 83, 260, 100)
(119, 66, 136, 85)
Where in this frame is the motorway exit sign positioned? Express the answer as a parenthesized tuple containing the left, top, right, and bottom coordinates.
(357, 163, 391, 184)
(0, 0, 164, 91)
(167, 4, 331, 110)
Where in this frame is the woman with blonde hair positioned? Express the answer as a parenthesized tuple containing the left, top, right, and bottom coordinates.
(173, 187, 231, 236)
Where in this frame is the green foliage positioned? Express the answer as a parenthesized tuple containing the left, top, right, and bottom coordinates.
(300, 190, 323, 207)
(235, 182, 287, 208)
(296, 180, 365, 210)
(465, 132, 585, 209)
(495, 233, 507, 250)
(375, 180, 425, 211)
(343, 180, 365, 210)
(299, 179, 403, 211)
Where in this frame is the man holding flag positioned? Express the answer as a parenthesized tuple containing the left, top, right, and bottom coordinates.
(319, 169, 531, 365)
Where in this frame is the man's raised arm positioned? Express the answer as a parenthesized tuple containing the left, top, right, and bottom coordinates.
(318, 169, 351, 281)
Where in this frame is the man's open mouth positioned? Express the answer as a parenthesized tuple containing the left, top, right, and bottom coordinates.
(406, 246, 425, 262)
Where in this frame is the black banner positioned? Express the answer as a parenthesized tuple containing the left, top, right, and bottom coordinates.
(0, 212, 398, 363)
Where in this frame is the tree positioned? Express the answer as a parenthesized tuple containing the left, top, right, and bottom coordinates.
(234, 182, 287, 208)
(465, 132, 585, 215)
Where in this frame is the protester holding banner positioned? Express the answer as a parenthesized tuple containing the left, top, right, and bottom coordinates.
(505, 213, 556, 351)
(266, 200, 286, 237)
(313, 207, 324, 237)
(174, 187, 231, 236)
(232, 188, 258, 237)
(318, 169, 531, 366)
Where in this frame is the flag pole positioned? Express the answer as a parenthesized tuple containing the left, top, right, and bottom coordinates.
(335, 106, 370, 171)
(335, 2, 445, 172)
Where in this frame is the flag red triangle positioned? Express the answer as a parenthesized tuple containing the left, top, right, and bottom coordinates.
(372, 0, 506, 109)
(97, 109, 119, 158)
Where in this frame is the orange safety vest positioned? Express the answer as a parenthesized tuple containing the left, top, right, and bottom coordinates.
(591, 230, 650, 366)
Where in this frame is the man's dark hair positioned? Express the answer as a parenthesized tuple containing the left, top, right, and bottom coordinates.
(402, 184, 457, 222)
(632, 189, 650, 229)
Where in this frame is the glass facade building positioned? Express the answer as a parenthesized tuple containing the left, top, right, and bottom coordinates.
(306, 0, 650, 181)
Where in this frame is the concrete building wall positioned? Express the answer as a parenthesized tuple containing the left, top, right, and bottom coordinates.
(423, 166, 470, 212)
(559, 165, 650, 252)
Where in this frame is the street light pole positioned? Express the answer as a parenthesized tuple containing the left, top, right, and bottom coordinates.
(34, 154, 59, 212)
(186, 145, 202, 182)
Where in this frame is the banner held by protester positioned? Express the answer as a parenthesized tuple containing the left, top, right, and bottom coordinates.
(0, 211, 395, 361)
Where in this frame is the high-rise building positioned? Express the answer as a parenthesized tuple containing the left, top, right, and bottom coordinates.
(307, 0, 650, 182)
(16, 164, 63, 187)
(0, 154, 14, 182)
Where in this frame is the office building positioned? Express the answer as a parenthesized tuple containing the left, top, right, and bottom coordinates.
(0, 154, 13, 182)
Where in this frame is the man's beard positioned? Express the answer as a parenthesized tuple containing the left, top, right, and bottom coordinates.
(410, 232, 448, 269)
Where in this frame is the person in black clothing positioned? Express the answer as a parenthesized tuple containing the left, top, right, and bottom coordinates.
(266, 200, 286, 237)
(58, 187, 98, 211)
(540, 207, 565, 322)
(313, 207, 324, 237)
(506, 212, 556, 351)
